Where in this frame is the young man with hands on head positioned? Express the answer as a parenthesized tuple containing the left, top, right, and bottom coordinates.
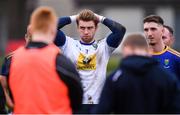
(54, 9, 126, 113)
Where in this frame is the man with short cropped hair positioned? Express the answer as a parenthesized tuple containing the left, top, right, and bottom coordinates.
(143, 15, 180, 79)
(93, 33, 180, 114)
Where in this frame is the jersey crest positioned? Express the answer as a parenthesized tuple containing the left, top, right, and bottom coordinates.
(92, 43, 98, 50)
(77, 53, 96, 70)
(163, 59, 170, 68)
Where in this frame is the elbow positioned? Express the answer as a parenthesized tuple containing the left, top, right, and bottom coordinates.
(115, 23, 126, 38)
(117, 25, 126, 39)
(117, 24, 126, 37)
(121, 25, 126, 36)
(54, 30, 66, 46)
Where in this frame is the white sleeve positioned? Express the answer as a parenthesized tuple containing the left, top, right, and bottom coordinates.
(60, 36, 75, 53)
(99, 38, 116, 57)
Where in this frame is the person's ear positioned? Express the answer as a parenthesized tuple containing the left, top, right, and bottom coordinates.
(162, 28, 164, 33)
(52, 26, 56, 36)
(160, 26, 165, 37)
(162, 26, 165, 33)
(27, 25, 32, 34)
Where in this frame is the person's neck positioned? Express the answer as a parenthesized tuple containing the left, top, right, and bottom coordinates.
(80, 39, 95, 45)
(32, 33, 53, 44)
(149, 41, 165, 53)
(134, 50, 150, 57)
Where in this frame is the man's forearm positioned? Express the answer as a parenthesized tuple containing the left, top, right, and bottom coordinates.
(58, 15, 77, 29)
(103, 18, 126, 48)
(55, 15, 78, 47)
(57, 17, 71, 29)
(55, 16, 72, 47)
(103, 18, 126, 36)
(0, 76, 14, 109)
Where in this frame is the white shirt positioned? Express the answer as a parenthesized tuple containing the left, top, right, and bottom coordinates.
(61, 36, 115, 104)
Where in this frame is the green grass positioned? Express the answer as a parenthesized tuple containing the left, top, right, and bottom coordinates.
(107, 55, 121, 75)
(0, 56, 4, 67)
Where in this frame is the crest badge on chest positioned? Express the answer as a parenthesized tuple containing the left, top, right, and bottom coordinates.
(163, 59, 170, 69)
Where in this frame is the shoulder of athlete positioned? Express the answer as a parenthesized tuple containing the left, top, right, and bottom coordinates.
(167, 47, 180, 58)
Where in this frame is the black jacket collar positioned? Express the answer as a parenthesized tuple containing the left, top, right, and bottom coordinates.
(26, 42, 48, 49)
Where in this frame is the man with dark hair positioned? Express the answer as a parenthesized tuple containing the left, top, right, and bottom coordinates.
(143, 15, 164, 25)
(163, 25, 175, 47)
(93, 33, 180, 114)
(143, 15, 180, 79)
(54, 9, 126, 113)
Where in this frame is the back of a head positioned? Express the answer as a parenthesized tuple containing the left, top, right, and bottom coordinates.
(164, 25, 174, 35)
(122, 33, 149, 57)
(123, 34, 149, 50)
(30, 6, 57, 33)
(143, 15, 164, 25)
(77, 9, 98, 26)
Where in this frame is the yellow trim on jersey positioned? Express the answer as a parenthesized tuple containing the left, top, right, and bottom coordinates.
(152, 46, 168, 55)
(168, 47, 180, 57)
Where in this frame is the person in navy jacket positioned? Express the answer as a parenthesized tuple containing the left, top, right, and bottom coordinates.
(93, 33, 180, 114)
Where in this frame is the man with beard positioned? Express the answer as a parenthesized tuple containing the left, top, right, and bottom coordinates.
(143, 15, 180, 79)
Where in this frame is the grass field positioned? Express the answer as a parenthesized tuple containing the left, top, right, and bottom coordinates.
(0, 56, 4, 67)
(107, 55, 121, 75)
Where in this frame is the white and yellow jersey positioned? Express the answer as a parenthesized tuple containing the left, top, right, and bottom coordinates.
(61, 36, 115, 104)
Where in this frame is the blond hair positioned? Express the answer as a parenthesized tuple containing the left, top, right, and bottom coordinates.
(76, 9, 98, 26)
(30, 6, 57, 33)
(123, 34, 149, 51)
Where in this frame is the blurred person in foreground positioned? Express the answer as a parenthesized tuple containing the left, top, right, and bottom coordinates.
(162, 25, 175, 47)
(0, 25, 32, 113)
(143, 15, 180, 79)
(54, 9, 126, 113)
(3, 6, 83, 114)
(93, 33, 180, 114)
